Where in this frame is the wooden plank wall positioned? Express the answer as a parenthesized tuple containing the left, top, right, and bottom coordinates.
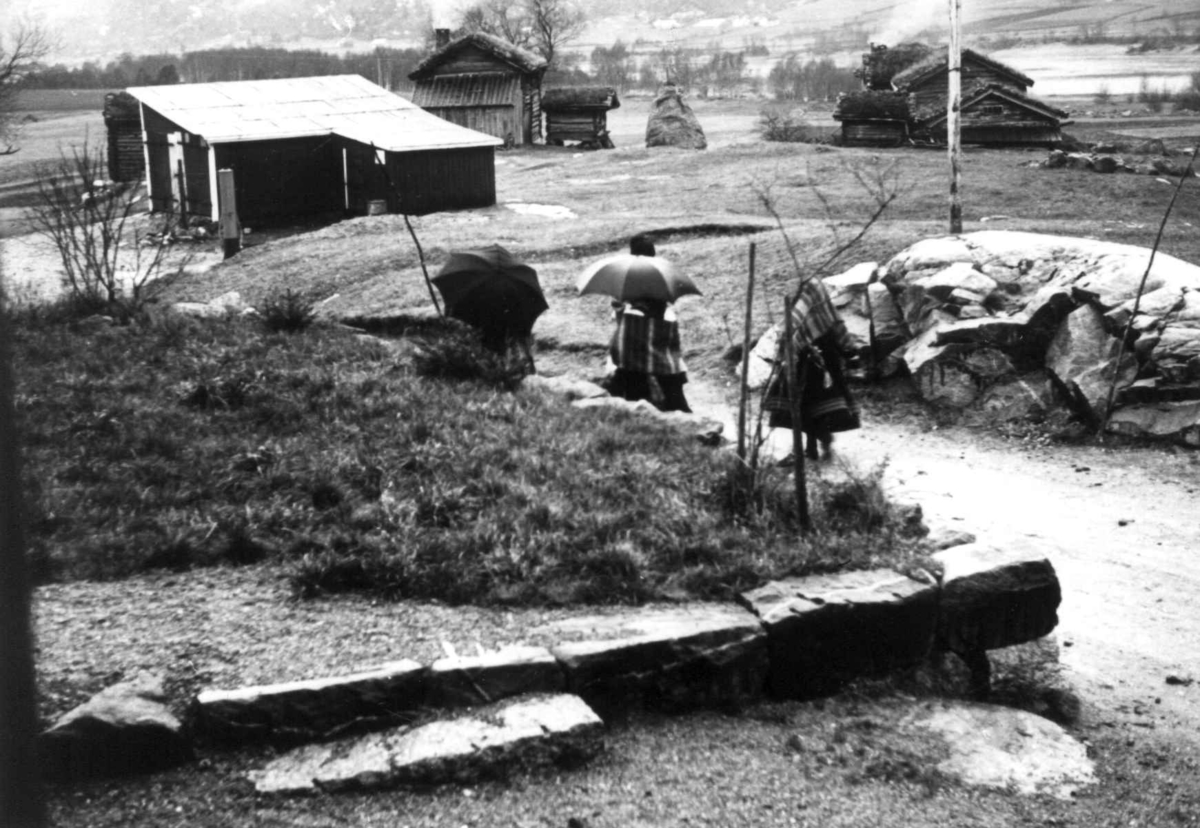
(425, 105, 518, 144)
(385, 146, 495, 215)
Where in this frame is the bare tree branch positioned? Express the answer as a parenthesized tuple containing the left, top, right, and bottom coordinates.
(0, 22, 53, 154)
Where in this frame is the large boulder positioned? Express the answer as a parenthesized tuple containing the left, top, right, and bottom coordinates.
(37, 673, 192, 782)
(645, 85, 707, 150)
(880, 231, 1200, 431)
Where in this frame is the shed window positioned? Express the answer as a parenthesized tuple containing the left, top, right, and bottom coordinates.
(978, 104, 1004, 116)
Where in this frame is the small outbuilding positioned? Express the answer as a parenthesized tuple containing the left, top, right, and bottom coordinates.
(542, 87, 620, 148)
(832, 90, 909, 147)
(125, 74, 501, 224)
(409, 32, 548, 146)
(103, 91, 144, 183)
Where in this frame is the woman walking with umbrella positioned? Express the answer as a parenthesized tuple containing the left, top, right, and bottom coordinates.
(578, 234, 699, 413)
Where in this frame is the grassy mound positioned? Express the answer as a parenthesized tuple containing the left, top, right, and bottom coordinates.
(11, 310, 928, 606)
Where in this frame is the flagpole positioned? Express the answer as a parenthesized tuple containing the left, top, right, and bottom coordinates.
(948, 0, 963, 234)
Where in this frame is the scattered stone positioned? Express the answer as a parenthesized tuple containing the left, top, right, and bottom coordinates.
(249, 694, 604, 795)
(1092, 155, 1120, 174)
(908, 701, 1095, 799)
(645, 85, 707, 150)
(740, 569, 938, 698)
(1165, 675, 1195, 687)
(544, 605, 768, 715)
(426, 646, 565, 709)
(37, 673, 192, 782)
(522, 374, 609, 401)
(924, 528, 977, 551)
(1106, 400, 1200, 446)
(192, 660, 427, 745)
(572, 396, 724, 445)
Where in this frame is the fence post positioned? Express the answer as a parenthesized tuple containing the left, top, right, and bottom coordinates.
(217, 169, 241, 259)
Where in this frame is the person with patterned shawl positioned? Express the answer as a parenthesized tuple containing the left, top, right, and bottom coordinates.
(763, 275, 861, 459)
(604, 235, 692, 413)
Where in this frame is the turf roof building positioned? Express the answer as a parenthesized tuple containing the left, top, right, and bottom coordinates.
(834, 44, 1071, 147)
(409, 32, 548, 146)
(542, 86, 621, 148)
(124, 74, 502, 223)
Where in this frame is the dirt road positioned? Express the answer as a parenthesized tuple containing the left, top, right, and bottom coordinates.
(688, 375, 1200, 737)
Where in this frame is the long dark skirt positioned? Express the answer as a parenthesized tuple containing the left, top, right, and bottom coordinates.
(764, 354, 860, 442)
(608, 369, 691, 413)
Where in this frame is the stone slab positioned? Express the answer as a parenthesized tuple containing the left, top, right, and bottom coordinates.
(933, 540, 1062, 654)
(249, 693, 603, 794)
(909, 701, 1095, 799)
(426, 646, 565, 709)
(545, 605, 768, 715)
(739, 569, 938, 699)
(193, 659, 427, 745)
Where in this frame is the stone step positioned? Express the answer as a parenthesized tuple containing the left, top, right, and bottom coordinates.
(249, 693, 603, 795)
(45, 538, 1063, 783)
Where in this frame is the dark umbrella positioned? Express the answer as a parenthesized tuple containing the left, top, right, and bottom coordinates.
(433, 244, 549, 351)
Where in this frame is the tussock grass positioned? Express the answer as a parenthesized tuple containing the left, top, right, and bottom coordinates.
(11, 310, 928, 605)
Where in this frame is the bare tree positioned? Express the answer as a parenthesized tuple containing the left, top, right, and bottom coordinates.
(28, 143, 181, 318)
(0, 23, 52, 155)
(459, 0, 537, 51)
(458, 0, 584, 67)
(526, 0, 585, 69)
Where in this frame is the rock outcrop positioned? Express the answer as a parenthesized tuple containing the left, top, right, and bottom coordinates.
(645, 85, 707, 150)
(824, 231, 1200, 442)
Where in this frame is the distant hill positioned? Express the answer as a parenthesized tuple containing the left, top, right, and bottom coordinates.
(29, 0, 1200, 66)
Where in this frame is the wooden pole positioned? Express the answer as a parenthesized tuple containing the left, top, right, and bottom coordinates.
(175, 158, 188, 229)
(783, 295, 811, 533)
(0, 294, 46, 828)
(217, 169, 241, 259)
(369, 144, 443, 317)
(737, 242, 757, 461)
(948, 0, 963, 234)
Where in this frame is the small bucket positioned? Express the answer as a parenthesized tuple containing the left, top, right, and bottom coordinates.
(367, 199, 388, 216)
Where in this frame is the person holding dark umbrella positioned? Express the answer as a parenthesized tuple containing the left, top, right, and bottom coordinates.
(433, 244, 548, 372)
(578, 234, 696, 413)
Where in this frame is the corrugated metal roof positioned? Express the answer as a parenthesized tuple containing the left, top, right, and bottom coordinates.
(126, 74, 501, 151)
(411, 73, 519, 108)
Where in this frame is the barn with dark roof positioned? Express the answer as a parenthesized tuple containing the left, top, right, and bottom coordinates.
(409, 32, 548, 146)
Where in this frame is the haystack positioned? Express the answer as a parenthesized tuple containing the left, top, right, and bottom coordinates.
(645, 85, 707, 150)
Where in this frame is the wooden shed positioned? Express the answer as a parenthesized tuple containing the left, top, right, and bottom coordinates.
(408, 32, 548, 146)
(124, 75, 501, 223)
(832, 90, 909, 147)
(542, 87, 620, 148)
(103, 91, 144, 182)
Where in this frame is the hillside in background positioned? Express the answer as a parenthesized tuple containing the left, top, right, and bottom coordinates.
(19, 0, 1200, 66)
